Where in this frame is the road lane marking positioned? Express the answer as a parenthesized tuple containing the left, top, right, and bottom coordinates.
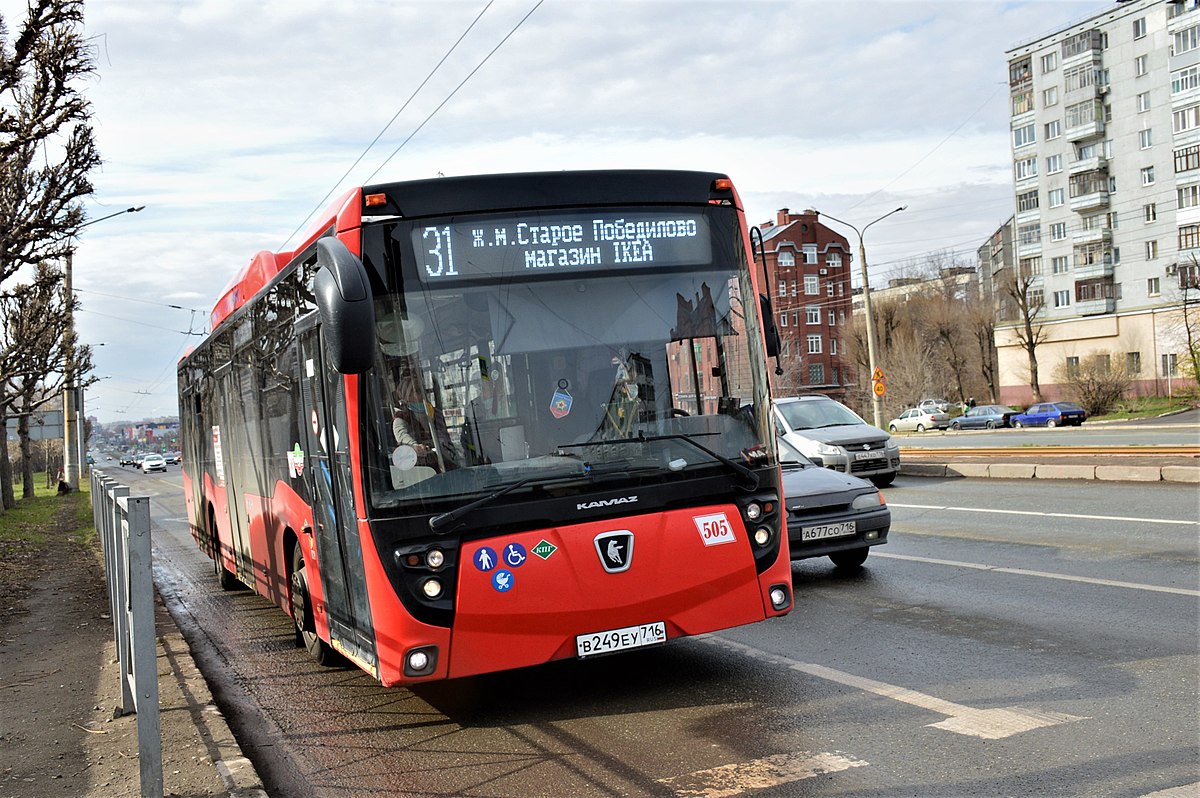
(701, 637, 1086, 740)
(873, 552, 1200, 597)
(658, 752, 867, 797)
(889, 503, 1199, 527)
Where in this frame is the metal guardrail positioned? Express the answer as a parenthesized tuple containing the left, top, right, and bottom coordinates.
(90, 469, 163, 798)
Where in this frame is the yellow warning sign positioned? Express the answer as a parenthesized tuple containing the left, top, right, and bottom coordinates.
(871, 367, 885, 382)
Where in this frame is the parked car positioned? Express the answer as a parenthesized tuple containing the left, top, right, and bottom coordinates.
(1011, 401, 1087, 428)
(773, 395, 900, 487)
(917, 398, 950, 414)
(888, 407, 950, 433)
(949, 404, 1017, 430)
(778, 436, 890, 569)
(141, 454, 167, 473)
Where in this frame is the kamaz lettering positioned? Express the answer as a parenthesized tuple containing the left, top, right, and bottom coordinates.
(577, 496, 639, 511)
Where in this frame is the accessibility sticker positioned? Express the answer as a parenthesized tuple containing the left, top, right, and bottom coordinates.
(503, 542, 527, 568)
(532, 540, 557, 560)
(493, 569, 514, 592)
(474, 547, 498, 572)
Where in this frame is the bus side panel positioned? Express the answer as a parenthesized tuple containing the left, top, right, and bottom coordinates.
(357, 517, 454, 687)
(267, 481, 329, 637)
(202, 471, 234, 571)
(448, 504, 764, 680)
(243, 490, 296, 610)
(181, 468, 200, 548)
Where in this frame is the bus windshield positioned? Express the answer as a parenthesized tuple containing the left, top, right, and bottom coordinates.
(361, 207, 773, 510)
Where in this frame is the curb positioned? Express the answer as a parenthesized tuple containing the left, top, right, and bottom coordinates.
(900, 462, 1200, 482)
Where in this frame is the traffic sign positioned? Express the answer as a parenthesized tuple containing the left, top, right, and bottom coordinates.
(872, 381, 887, 397)
(871, 367, 885, 382)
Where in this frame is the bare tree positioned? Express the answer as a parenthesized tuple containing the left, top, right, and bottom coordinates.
(967, 299, 998, 403)
(1000, 267, 1048, 403)
(1052, 350, 1132, 417)
(1177, 259, 1200, 388)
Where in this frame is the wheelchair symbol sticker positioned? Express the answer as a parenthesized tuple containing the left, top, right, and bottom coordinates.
(493, 569, 514, 592)
(504, 542, 527, 568)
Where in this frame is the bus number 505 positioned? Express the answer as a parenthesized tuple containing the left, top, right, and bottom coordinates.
(694, 512, 735, 546)
(422, 226, 458, 278)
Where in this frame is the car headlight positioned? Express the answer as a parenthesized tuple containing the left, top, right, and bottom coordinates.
(851, 492, 884, 510)
(885, 440, 900, 452)
(815, 442, 842, 457)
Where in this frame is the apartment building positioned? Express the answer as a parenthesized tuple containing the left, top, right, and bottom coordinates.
(998, 0, 1199, 403)
(756, 209, 854, 400)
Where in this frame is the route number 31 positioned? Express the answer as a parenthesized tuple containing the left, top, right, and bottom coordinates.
(693, 512, 736, 547)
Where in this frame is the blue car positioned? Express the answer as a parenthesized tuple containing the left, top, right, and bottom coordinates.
(949, 404, 1017, 430)
(1011, 401, 1087, 428)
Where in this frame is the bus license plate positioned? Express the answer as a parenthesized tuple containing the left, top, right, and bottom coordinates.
(854, 450, 883, 460)
(577, 621, 667, 658)
(801, 521, 856, 541)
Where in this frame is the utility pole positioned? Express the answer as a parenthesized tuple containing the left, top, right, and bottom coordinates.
(815, 206, 906, 429)
(62, 205, 144, 490)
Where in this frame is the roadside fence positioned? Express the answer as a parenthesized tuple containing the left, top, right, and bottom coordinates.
(90, 469, 163, 798)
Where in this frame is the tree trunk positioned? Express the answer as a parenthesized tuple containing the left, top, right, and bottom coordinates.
(17, 413, 34, 499)
(0, 415, 13, 511)
(1023, 317, 1042, 402)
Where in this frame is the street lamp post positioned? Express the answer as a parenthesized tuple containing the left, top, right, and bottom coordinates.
(815, 206, 906, 429)
(62, 205, 144, 490)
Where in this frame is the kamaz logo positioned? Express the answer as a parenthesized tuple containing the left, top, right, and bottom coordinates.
(577, 496, 638, 511)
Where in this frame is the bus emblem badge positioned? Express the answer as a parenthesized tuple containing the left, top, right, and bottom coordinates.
(532, 540, 557, 560)
(593, 531, 634, 574)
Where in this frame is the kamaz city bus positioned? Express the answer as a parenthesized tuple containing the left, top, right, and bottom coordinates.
(177, 170, 793, 686)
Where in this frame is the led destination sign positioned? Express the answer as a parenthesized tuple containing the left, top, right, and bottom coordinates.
(412, 211, 712, 281)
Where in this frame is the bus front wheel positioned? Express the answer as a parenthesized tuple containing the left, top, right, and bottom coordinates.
(290, 546, 339, 666)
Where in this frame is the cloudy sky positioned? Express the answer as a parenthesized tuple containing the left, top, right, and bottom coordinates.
(5, 0, 1110, 424)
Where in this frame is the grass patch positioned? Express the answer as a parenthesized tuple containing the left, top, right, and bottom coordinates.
(0, 480, 95, 548)
(1090, 395, 1196, 421)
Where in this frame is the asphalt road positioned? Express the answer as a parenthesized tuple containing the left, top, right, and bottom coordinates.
(118, 463, 1199, 798)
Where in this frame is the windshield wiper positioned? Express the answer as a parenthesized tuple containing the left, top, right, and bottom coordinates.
(560, 431, 759, 490)
(428, 471, 584, 536)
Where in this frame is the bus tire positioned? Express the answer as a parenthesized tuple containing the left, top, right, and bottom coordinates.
(290, 545, 339, 666)
(210, 508, 237, 591)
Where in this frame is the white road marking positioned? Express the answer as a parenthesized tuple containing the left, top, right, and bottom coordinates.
(1140, 784, 1200, 798)
(658, 751, 867, 798)
(701, 637, 1086, 740)
(889, 502, 1199, 527)
(873, 552, 1200, 597)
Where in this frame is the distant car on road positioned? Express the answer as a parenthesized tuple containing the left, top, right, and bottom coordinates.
(949, 404, 1017, 430)
(888, 407, 950, 433)
(164, 451, 180, 465)
(141, 454, 166, 473)
(773, 395, 900, 488)
(778, 436, 890, 569)
(918, 398, 950, 414)
(1011, 401, 1088, 428)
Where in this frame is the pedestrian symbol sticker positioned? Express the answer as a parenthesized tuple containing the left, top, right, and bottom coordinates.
(493, 569, 514, 592)
(504, 542, 527, 568)
(532, 540, 557, 560)
(474, 547, 497, 572)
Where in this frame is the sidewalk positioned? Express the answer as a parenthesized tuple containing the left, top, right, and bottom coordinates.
(0, 499, 266, 798)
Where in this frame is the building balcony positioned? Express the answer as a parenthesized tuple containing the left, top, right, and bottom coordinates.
(1068, 155, 1107, 174)
(1066, 120, 1104, 142)
(1072, 227, 1111, 245)
(1073, 260, 1114, 280)
(1075, 297, 1115, 316)
(1070, 191, 1109, 212)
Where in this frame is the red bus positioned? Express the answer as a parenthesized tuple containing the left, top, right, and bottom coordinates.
(177, 170, 792, 686)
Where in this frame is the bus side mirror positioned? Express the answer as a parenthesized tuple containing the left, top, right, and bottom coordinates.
(760, 294, 781, 358)
(314, 237, 376, 374)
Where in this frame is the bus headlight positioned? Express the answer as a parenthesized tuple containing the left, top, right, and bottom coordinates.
(421, 578, 443, 599)
(753, 527, 771, 546)
(404, 645, 439, 677)
(425, 548, 445, 569)
(769, 584, 791, 610)
(745, 502, 762, 521)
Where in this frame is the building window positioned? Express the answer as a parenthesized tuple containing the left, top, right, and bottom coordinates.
(829, 310, 836, 326)
(1065, 356, 1080, 379)
(1181, 224, 1200, 250)
(1013, 123, 1036, 148)
(1050, 222, 1067, 241)
(777, 250, 795, 267)
(1054, 290, 1071, 308)
(1173, 65, 1200, 94)
(778, 280, 787, 297)
(1047, 153, 1063, 174)
(1043, 86, 1059, 107)
(1141, 166, 1155, 186)
(1066, 99, 1100, 129)
(1015, 156, 1038, 181)
(806, 306, 820, 325)
(779, 313, 788, 328)
(826, 252, 842, 268)
(1012, 90, 1034, 116)
(1017, 190, 1039, 212)
(1133, 17, 1147, 39)
(1052, 255, 1070, 274)
(830, 338, 838, 356)
(832, 367, 839, 385)
(1127, 352, 1141, 375)
(1019, 256, 1043, 277)
(1018, 224, 1041, 246)
(802, 245, 817, 264)
(1163, 353, 1178, 377)
(1147, 277, 1161, 296)
(1045, 120, 1061, 140)
(1175, 144, 1200, 173)
(1139, 129, 1153, 150)
(1172, 24, 1200, 57)
(1041, 51, 1057, 73)
(1064, 64, 1097, 93)
(808, 363, 824, 384)
(1146, 240, 1158, 260)
(807, 334, 822, 354)
(1048, 188, 1065, 208)
(1145, 203, 1157, 223)
(804, 275, 818, 295)
(791, 279, 798, 296)
(1174, 104, 1200, 134)
(1137, 92, 1151, 113)
(1135, 54, 1148, 77)
(1179, 184, 1200, 210)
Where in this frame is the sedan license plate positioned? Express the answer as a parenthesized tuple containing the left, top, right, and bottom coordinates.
(854, 450, 883, 461)
(577, 621, 667, 658)
(801, 521, 856, 542)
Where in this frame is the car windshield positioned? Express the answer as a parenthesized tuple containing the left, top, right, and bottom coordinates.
(777, 399, 866, 430)
(777, 436, 815, 466)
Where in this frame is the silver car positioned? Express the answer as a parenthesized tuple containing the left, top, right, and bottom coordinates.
(888, 407, 950, 433)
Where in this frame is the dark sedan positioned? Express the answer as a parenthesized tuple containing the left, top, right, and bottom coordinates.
(949, 404, 1017, 430)
(1011, 401, 1088, 428)
(779, 437, 891, 569)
